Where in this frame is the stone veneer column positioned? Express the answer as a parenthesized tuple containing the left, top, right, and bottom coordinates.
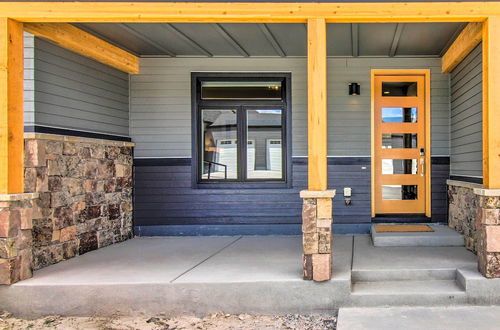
(474, 188, 500, 278)
(0, 193, 38, 284)
(300, 190, 335, 282)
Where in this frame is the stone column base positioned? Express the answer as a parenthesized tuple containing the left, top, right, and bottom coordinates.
(300, 190, 335, 282)
(474, 188, 500, 278)
(0, 193, 38, 285)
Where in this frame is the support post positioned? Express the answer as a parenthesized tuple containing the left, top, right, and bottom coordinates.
(473, 17, 500, 278)
(302, 19, 335, 282)
(0, 18, 24, 195)
(307, 18, 327, 191)
(483, 17, 500, 189)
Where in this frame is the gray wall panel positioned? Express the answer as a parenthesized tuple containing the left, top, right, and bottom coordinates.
(26, 38, 130, 137)
(24, 33, 35, 126)
(131, 57, 449, 158)
(133, 158, 448, 234)
(450, 44, 483, 179)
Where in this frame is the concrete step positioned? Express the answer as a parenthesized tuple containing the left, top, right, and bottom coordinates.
(352, 280, 465, 295)
(371, 225, 465, 247)
(350, 280, 467, 306)
(352, 268, 457, 282)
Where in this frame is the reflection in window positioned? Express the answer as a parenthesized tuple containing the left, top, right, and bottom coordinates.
(201, 81, 282, 100)
(247, 109, 283, 179)
(382, 159, 418, 175)
(382, 82, 417, 96)
(382, 185, 418, 200)
(201, 109, 238, 180)
(382, 133, 417, 149)
(382, 107, 417, 123)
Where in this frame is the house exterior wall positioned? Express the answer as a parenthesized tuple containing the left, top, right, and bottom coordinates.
(450, 44, 483, 182)
(24, 35, 130, 138)
(132, 57, 450, 235)
(132, 57, 449, 157)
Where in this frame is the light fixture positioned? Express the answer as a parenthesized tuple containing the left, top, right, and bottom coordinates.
(349, 83, 360, 96)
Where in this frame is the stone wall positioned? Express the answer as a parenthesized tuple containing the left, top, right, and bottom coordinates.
(448, 182, 480, 252)
(300, 190, 335, 282)
(448, 180, 500, 278)
(24, 133, 134, 270)
(0, 193, 37, 284)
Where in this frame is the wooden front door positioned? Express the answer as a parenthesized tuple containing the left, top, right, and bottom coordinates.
(373, 74, 427, 215)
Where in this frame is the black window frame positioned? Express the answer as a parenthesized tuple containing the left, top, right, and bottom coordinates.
(191, 72, 292, 189)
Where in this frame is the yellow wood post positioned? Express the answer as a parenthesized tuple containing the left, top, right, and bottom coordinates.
(482, 17, 500, 189)
(307, 18, 328, 191)
(0, 18, 24, 194)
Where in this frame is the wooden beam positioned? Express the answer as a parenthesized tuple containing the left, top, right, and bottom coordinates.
(24, 23, 139, 74)
(0, 18, 24, 194)
(482, 17, 500, 188)
(442, 22, 482, 73)
(307, 18, 328, 191)
(0, 2, 498, 23)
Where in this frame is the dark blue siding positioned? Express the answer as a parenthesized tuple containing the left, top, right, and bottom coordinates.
(134, 157, 449, 235)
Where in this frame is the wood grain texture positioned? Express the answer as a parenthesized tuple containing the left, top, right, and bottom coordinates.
(24, 23, 138, 74)
(0, 18, 24, 194)
(0, 2, 498, 23)
(307, 18, 327, 191)
(442, 22, 483, 73)
(482, 17, 500, 188)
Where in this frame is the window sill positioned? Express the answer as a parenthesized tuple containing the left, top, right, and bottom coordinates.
(193, 182, 292, 189)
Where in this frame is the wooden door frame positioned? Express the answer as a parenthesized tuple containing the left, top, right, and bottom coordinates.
(370, 69, 432, 218)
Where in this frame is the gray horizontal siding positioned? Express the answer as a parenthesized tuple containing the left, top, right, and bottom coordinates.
(131, 57, 449, 158)
(133, 157, 448, 234)
(450, 44, 483, 179)
(27, 38, 130, 137)
(24, 33, 35, 126)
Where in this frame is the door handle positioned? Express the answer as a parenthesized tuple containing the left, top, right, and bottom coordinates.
(420, 158, 425, 176)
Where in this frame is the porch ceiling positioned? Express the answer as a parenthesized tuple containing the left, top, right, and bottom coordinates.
(75, 22, 465, 58)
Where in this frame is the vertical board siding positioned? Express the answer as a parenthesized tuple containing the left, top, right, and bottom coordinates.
(27, 38, 130, 136)
(131, 57, 449, 158)
(450, 44, 483, 179)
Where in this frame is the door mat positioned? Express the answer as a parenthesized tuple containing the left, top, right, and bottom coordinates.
(375, 225, 434, 233)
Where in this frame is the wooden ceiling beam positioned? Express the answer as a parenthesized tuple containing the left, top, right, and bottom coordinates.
(24, 22, 139, 74)
(0, 2, 497, 23)
(441, 22, 483, 73)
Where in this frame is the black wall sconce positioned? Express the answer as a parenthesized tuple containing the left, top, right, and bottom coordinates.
(349, 83, 360, 96)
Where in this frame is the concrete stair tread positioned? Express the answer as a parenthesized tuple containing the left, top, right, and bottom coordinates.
(371, 225, 465, 247)
(352, 280, 465, 295)
(352, 268, 457, 282)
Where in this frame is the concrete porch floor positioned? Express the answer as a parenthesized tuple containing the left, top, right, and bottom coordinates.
(1, 235, 500, 317)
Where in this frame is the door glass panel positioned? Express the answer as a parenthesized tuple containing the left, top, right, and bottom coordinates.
(201, 81, 282, 100)
(201, 109, 238, 180)
(382, 185, 418, 200)
(382, 107, 417, 123)
(382, 82, 417, 96)
(382, 159, 418, 175)
(246, 109, 283, 179)
(382, 133, 418, 149)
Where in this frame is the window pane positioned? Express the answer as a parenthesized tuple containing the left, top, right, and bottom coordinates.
(382, 107, 417, 123)
(382, 82, 417, 96)
(246, 109, 283, 179)
(201, 81, 282, 100)
(382, 185, 418, 200)
(382, 159, 418, 175)
(201, 109, 238, 180)
(382, 133, 417, 149)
